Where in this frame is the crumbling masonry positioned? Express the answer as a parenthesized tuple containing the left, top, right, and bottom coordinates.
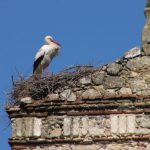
(7, 1, 150, 150)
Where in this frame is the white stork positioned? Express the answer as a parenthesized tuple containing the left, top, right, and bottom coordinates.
(33, 35, 61, 75)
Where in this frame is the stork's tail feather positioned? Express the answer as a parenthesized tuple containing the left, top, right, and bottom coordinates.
(33, 54, 45, 74)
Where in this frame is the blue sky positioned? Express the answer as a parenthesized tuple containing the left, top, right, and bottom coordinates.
(0, 0, 146, 149)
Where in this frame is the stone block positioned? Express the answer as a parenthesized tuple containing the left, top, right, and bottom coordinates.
(119, 115, 127, 134)
(89, 127, 104, 136)
(93, 85, 105, 96)
(33, 118, 42, 137)
(50, 128, 62, 137)
(81, 117, 89, 136)
(111, 115, 135, 134)
(20, 97, 32, 104)
(67, 92, 76, 102)
(12, 117, 42, 138)
(129, 79, 147, 93)
(72, 117, 80, 137)
(61, 89, 71, 99)
(119, 87, 132, 97)
(79, 76, 91, 85)
(89, 118, 104, 136)
(104, 76, 125, 89)
(24, 117, 33, 137)
(91, 71, 106, 85)
(140, 115, 150, 128)
(107, 63, 122, 75)
(104, 89, 116, 99)
(12, 118, 23, 137)
(110, 115, 118, 133)
(61, 89, 76, 101)
(130, 71, 139, 77)
(63, 118, 72, 136)
(82, 88, 102, 100)
(127, 115, 136, 133)
(124, 47, 141, 59)
(126, 56, 150, 71)
(144, 73, 150, 84)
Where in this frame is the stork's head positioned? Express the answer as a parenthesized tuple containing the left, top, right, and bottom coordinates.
(45, 35, 53, 44)
(44, 35, 61, 47)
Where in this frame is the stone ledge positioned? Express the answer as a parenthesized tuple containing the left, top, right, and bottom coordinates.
(8, 108, 150, 118)
(9, 135, 150, 145)
(6, 101, 150, 118)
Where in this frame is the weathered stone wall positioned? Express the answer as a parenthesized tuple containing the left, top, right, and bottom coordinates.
(8, 41, 150, 150)
(9, 112, 150, 150)
(11, 114, 150, 139)
(7, 1, 150, 150)
(7, 48, 150, 149)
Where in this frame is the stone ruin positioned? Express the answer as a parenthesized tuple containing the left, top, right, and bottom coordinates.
(6, 1, 150, 150)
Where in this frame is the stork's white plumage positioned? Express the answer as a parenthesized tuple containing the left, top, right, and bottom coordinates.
(33, 35, 61, 75)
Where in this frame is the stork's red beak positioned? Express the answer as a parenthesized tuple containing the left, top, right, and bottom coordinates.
(51, 40, 61, 47)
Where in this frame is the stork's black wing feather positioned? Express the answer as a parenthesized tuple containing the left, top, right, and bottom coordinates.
(33, 54, 45, 74)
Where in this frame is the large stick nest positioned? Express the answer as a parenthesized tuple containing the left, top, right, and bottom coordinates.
(9, 65, 100, 106)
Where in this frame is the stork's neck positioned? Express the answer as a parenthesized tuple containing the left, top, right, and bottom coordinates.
(45, 41, 51, 45)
